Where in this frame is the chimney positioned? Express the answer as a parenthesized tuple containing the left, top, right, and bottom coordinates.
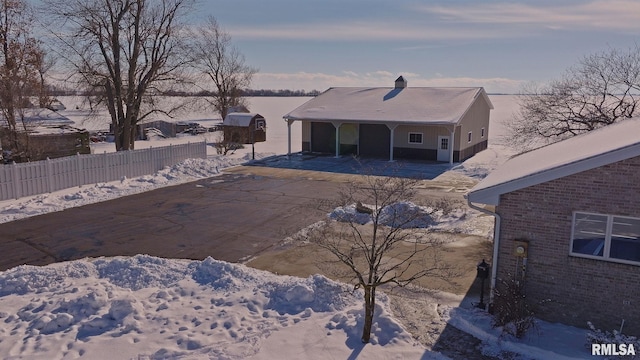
(394, 76, 407, 89)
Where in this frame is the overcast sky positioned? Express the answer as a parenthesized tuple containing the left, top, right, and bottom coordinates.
(197, 0, 640, 93)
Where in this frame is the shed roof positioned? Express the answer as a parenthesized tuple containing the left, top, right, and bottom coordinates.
(223, 113, 263, 127)
(0, 108, 73, 126)
(283, 87, 493, 125)
(467, 118, 640, 205)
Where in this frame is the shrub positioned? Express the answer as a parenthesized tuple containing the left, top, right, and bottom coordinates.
(491, 277, 536, 338)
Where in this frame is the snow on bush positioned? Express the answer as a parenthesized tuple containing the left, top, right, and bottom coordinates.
(328, 204, 371, 224)
(327, 201, 489, 235)
(328, 201, 434, 228)
(586, 321, 640, 357)
(378, 202, 435, 228)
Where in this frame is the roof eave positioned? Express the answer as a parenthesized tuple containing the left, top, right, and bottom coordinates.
(282, 116, 458, 126)
(467, 142, 640, 205)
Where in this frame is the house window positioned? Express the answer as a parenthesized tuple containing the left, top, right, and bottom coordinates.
(467, 131, 472, 143)
(481, 127, 485, 138)
(408, 132, 423, 144)
(440, 137, 449, 150)
(571, 212, 640, 265)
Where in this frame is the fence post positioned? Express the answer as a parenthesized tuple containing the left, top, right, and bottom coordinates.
(103, 151, 108, 182)
(148, 146, 153, 173)
(76, 152, 82, 187)
(127, 150, 133, 178)
(46, 157, 53, 193)
(12, 162, 21, 199)
(151, 146, 156, 172)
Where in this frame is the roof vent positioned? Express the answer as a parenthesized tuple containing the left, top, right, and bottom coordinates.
(395, 76, 407, 89)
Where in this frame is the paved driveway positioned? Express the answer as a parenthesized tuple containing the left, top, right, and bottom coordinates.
(0, 169, 346, 271)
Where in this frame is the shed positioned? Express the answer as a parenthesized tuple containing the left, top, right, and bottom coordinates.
(136, 120, 177, 140)
(222, 113, 266, 144)
(283, 77, 493, 164)
(466, 118, 640, 335)
(1, 125, 90, 162)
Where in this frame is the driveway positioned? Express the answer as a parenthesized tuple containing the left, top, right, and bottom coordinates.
(0, 169, 349, 271)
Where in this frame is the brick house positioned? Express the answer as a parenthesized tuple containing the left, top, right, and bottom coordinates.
(466, 119, 640, 335)
(283, 76, 493, 164)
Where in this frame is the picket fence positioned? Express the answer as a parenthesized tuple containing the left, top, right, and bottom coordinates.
(0, 142, 207, 201)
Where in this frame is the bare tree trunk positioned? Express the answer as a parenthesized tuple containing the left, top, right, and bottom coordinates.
(362, 285, 375, 343)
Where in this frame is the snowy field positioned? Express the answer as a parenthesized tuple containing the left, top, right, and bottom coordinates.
(0, 96, 599, 359)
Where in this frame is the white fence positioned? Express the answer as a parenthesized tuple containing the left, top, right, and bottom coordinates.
(0, 142, 207, 201)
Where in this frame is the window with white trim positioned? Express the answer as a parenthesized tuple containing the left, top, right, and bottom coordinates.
(408, 132, 423, 144)
(440, 137, 449, 150)
(571, 212, 640, 264)
(467, 131, 472, 143)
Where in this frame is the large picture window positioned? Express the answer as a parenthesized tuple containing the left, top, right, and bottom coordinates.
(571, 212, 640, 264)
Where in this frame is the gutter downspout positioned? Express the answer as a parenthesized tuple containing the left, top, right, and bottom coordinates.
(466, 196, 501, 305)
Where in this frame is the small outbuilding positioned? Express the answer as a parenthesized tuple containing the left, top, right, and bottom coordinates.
(283, 76, 493, 164)
(222, 113, 266, 144)
(1, 125, 90, 162)
(0, 109, 89, 162)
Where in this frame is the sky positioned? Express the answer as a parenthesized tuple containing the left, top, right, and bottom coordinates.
(194, 0, 640, 93)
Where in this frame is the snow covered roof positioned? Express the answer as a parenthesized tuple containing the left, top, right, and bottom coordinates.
(0, 108, 73, 126)
(283, 87, 493, 125)
(467, 118, 640, 205)
(223, 112, 264, 127)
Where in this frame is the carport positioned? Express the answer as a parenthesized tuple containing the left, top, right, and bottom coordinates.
(283, 77, 493, 165)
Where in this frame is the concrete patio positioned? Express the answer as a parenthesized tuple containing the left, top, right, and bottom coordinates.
(246, 153, 453, 180)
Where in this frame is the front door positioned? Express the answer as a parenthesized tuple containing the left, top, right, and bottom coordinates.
(437, 136, 450, 162)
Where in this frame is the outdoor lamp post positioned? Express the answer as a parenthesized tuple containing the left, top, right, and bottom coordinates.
(476, 259, 490, 310)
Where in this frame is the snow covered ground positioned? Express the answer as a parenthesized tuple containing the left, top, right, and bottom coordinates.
(0, 96, 599, 359)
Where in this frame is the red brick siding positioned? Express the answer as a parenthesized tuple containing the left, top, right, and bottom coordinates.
(495, 156, 640, 335)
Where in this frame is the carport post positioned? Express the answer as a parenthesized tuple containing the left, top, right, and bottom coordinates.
(331, 122, 342, 158)
(286, 118, 293, 158)
(449, 127, 455, 165)
(386, 124, 399, 162)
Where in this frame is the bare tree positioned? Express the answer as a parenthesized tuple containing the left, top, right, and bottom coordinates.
(189, 16, 257, 120)
(297, 174, 458, 343)
(0, 0, 48, 162)
(44, 0, 195, 151)
(506, 46, 640, 150)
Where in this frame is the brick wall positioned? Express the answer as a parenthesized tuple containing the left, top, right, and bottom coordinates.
(495, 155, 640, 336)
